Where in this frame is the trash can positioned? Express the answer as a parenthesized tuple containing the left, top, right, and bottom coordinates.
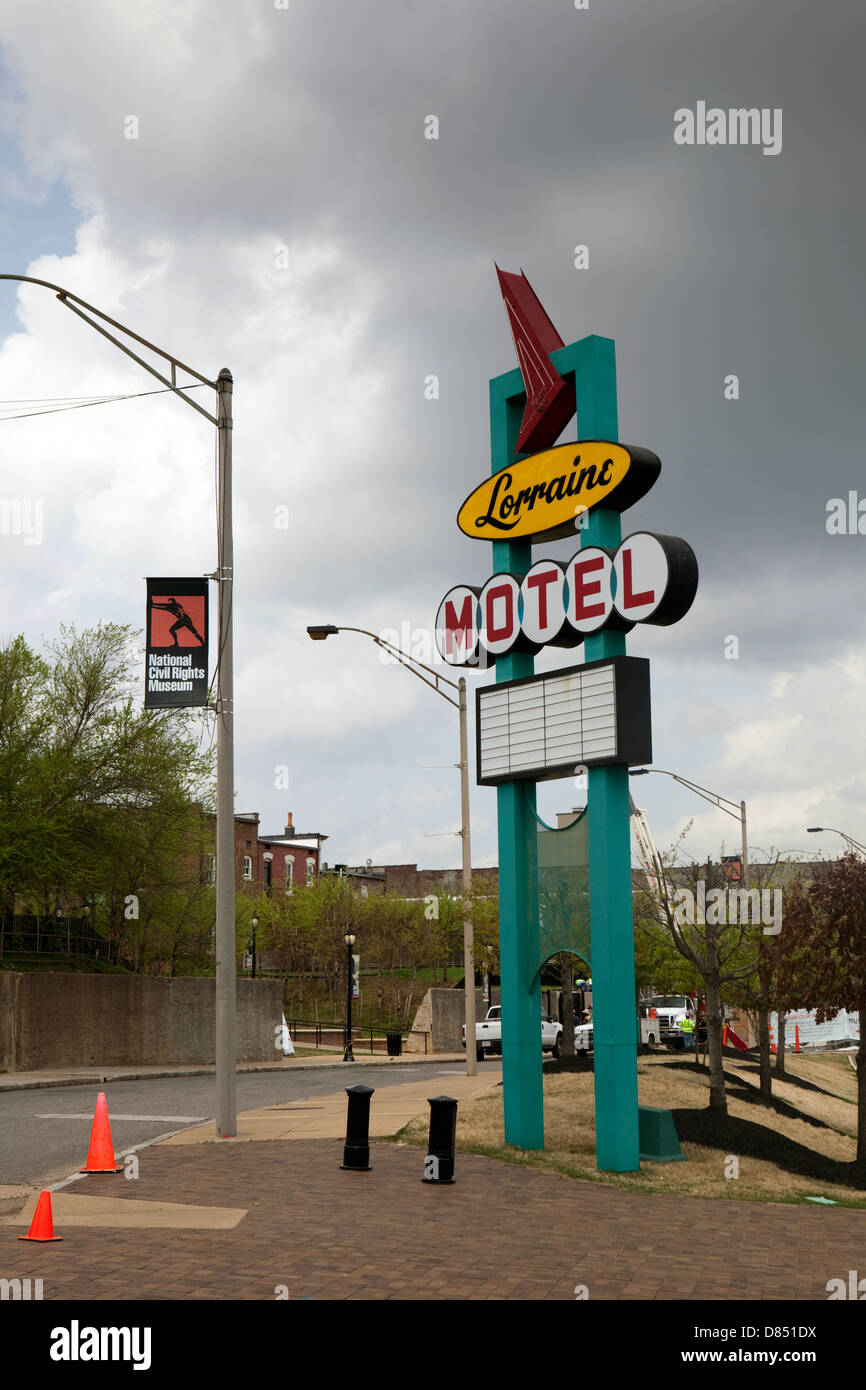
(386, 1031, 403, 1057)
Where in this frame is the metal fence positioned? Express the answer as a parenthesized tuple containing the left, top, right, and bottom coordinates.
(0, 914, 110, 961)
(285, 1017, 428, 1055)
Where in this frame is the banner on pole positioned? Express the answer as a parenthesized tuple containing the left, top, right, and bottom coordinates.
(145, 577, 209, 708)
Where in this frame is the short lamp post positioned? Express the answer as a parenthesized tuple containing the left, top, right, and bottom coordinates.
(250, 914, 259, 979)
(344, 930, 356, 1062)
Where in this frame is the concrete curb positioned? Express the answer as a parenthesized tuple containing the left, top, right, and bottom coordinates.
(0, 1053, 472, 1093)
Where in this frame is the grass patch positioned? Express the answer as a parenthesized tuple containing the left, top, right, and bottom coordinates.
(397, 1052, 866, 1207)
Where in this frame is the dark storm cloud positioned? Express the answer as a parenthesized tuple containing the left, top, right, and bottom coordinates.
(2, 0, 864, 862)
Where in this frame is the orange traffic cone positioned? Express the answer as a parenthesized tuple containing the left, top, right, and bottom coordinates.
(80, 1091, 122, 1173)
(795, 1025, 801, 1053)
(19, 1190, 63, 1242)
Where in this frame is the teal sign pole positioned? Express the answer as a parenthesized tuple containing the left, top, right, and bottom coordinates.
(489, 368, 542, 1148)
(489, 334, 640, 1170)
(573, 339, 641, 1174)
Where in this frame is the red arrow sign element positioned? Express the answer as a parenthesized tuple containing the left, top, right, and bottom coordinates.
(495, 265, 576, 455)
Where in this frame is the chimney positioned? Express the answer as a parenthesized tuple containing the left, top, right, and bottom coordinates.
(285, 811, 294, 837)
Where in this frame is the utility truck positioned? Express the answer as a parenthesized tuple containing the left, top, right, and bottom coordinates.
(644, 994, 698, 1048)
(573, 1008, 668, 1055)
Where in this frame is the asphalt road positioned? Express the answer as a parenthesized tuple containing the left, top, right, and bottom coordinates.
(0, 1062, 481, 1189)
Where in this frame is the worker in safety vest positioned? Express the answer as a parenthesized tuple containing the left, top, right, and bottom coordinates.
(679, 1014, 696, 1048)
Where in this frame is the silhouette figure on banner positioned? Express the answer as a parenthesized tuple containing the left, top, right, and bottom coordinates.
(150, 597, 204, 648)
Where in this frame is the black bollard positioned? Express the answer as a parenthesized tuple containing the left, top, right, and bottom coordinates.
(423, 1095, 457, 1184)
(341, 1084, 374, 1171)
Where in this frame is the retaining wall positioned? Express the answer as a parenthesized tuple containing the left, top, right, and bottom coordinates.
(0, 973, 282, 1072)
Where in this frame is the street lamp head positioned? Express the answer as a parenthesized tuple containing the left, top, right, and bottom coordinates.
(251, 914, 259, 928)
(307, 625, 339, 641)
(344, 931, 356, 948)
(629, 768, 650, 776)
(806, 827, 823, 834)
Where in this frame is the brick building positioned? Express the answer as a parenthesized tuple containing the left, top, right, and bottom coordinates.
(203, 810, 327, 895)
(348, 863, 499, 899)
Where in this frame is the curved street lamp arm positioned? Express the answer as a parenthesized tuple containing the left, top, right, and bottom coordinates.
(0, 274, 218, 425)
(651, 768, 742, 822)
(335, 625, 461, 708)
(819, 827, 866, 855)
(1, 272, 237, 1135)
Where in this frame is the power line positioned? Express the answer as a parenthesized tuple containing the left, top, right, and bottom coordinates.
(0, 381, 210, 422)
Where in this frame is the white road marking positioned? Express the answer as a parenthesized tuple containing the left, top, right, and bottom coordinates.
(36, 1114, 207, 1122)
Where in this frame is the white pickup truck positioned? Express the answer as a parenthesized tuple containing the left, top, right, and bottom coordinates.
(461, 1005, 565, 1058)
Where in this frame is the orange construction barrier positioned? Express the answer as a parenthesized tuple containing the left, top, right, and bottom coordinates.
(795, 1025, 801, 1053)
(80, 1091, 122, 1173)
(19, 1190, 63, 1242)
(722, 1025, 749, 1051)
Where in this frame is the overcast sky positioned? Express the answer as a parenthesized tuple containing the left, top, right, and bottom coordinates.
(1, 0, 864, 872)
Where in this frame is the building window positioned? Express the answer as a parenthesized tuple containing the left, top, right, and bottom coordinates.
(306, 856, 315, 887)
(242, 856, 252, 881)
(206, 855, 216, 885)
(285, 857, 294, 895)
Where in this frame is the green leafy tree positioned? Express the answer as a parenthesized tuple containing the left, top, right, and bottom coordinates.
(634, 851, 763, 1113)
(0, 623, 215, 971)
(774, 852, 866, 1170)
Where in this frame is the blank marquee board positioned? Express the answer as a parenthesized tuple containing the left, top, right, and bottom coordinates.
(476, 655, 652, 786)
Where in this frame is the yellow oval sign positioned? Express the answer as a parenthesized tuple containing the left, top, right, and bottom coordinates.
(456, 441, 661, 544)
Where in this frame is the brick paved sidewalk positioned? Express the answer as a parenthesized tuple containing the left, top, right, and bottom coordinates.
(4, 1125, 866, 1299)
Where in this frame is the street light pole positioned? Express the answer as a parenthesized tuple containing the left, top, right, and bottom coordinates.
(307, 624, 477, 1076)
(250, 914, 259, 980)
(215, 368, 236, 1136)
(0, 273, 238, 1137)
(458, 675, 475, 1064)
(631, 766, 748, 885)
(740, 800, 749, 891)
(344, 930, 356, 1062)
